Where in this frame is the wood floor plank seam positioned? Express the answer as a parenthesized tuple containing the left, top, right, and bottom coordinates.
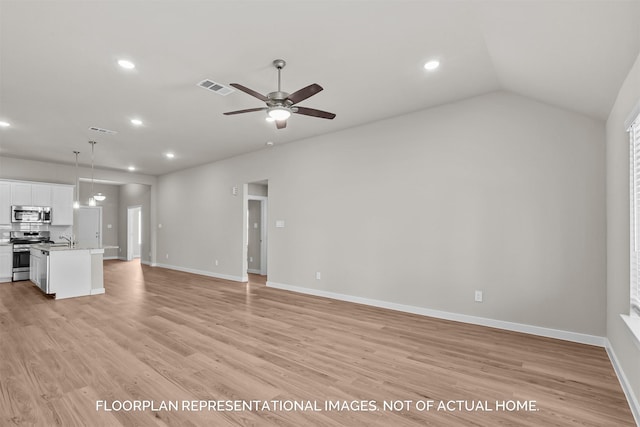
(0, 260, 634, 426)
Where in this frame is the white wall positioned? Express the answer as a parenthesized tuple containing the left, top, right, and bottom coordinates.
(606, 52, 640, 407)
(0, 157, 156, 187)
(156, 91, 606, 336)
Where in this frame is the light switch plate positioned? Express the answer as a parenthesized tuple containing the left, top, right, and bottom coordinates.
(275, 220, 285, 228)
(475, 290, 483, 302)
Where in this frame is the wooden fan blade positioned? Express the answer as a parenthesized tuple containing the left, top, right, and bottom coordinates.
(223, 107, 267, 115)
(294, 106, 336, 120)
(275, 120, 287, 129)
(229, 83, 268, 102)
(287, 83, 323, 105)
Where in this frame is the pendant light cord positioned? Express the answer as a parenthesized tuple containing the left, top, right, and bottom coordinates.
(90, 141, 95, 196)
(73, 150, 80, 204)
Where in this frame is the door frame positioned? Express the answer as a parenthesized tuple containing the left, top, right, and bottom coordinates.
(127, 205, 142, 261)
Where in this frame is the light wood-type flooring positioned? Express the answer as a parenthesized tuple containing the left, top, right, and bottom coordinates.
(0, 260, 635, 426)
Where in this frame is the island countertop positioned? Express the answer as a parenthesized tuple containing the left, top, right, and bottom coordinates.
(31, 243, 119, 253)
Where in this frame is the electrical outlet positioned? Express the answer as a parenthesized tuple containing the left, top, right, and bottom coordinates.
(215, 259, 219, 266)
(249, 256, 253, 263)
(316, 272, 321, 280)
(475, 290, 483, 302)
(165, 253, 169, 260)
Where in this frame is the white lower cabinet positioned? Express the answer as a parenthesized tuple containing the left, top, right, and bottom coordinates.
(30, 248, 49, 292)
(30, 249, 41, 286)
(0, 245, 12, 283)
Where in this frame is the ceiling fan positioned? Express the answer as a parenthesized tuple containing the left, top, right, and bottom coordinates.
(223, 59, 336, 129)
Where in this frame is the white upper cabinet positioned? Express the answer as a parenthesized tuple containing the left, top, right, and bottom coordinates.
(10, 183, 32, 205)
(2, 180, 74, 226)
(0, 183, 9, 225)
(32, 184, 52, 206)
(51, 186, 74, 225)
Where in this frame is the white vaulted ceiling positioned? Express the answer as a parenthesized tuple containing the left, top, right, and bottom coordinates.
(0, 0, 638, 176)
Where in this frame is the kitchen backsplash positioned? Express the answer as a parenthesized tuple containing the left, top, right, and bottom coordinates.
(0, 224, 72, 243)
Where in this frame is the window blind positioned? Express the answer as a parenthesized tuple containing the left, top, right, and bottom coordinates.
(630, 115, 640, 314)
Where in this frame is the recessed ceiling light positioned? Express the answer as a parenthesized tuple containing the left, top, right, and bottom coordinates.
(424, 60, 440, 71)
(118, 59, 135, 69)
(130, 119, 143, 126)
(165, 152, 175, 159)
(265, 141, 274, 147)
(128, 166, 136, 171)
(0, 121, 10, 127)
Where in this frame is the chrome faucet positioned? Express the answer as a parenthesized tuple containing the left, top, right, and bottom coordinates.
(60, 235, 73, 247)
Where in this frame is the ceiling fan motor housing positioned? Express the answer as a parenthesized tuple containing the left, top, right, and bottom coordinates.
(267, 91, 292, 106)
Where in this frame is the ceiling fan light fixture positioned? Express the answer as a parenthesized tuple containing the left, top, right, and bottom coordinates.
(267, 107, 291, 121)
(94, 193, 106, 202)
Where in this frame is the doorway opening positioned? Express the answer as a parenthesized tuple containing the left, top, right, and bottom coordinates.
(245, 181, 268, 284)
(127, 206, 142, 261)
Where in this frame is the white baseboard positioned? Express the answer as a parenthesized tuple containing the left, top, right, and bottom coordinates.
(605, 339, 640, 426)
(247, 269, 261, 274)
(113, 256, 152, 266)
(103, 256, 118, 260)
(90, 288, 105, 295)
(154, 262, 244, 282)
(266, 281, 606, 347)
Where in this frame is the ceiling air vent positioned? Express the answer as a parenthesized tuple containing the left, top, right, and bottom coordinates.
(89, 126, 117, 135)
(197, 79, 235, 96)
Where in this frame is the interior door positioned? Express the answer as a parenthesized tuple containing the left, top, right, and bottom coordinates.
(76, 207, 101, 248)
(127, 206, 142, 261)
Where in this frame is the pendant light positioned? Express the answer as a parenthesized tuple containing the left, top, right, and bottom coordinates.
(88, 141, 97, 206)
(73, 150, 80, 209)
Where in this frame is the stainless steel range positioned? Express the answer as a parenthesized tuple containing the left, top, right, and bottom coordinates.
(10, 231, 53, 281)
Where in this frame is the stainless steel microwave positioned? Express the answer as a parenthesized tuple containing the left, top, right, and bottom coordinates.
(11, 206, 52, 223)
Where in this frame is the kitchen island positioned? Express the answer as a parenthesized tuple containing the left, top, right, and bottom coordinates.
(30, 244, 108, 299)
